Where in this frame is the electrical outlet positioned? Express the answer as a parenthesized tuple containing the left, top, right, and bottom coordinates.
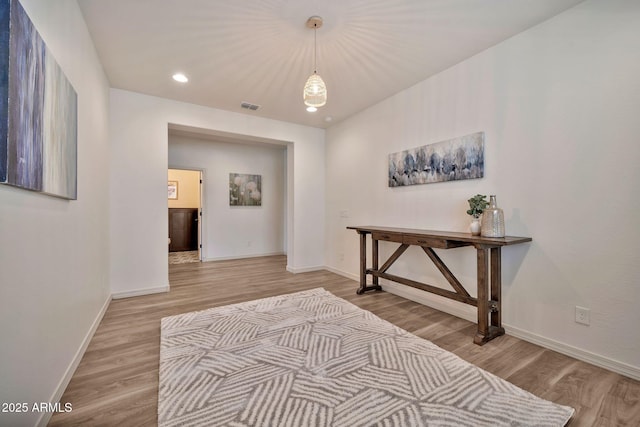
(339, 210, 349, 218)
(339, 253, 344, 261)
(575, 306, 590, 325)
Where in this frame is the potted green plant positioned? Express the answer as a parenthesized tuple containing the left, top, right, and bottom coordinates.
(467, 194, 488, 235)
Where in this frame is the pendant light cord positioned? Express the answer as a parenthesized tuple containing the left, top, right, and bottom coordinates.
(314, 25, 318, 74)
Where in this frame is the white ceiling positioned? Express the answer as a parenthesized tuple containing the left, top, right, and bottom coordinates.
(77, 0, 584, 129)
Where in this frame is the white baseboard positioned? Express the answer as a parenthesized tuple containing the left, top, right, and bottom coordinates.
(324, 267, 475, 322)
(504, 325, 640, 381)
(111, 285, 169, 299)
(381, 281, 477, 322)
(286, 264, 325, 274)
(324, 266, 359, 281)
(36, 293, 111, 427)
(203, 252, 285, 262)
(324, 265, 640, 381)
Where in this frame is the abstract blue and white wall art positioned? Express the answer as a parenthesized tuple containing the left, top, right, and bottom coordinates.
(229, 173, 262, 206)
(0, 0, 77, 199)
(388, 132, 484, 187)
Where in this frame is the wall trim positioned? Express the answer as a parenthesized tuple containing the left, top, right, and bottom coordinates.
(111, 285, 170, 299)
(286, 264, 325, 274)
(37, 293, 111, 427)
(380, 281, 476, 322)
(324, 266, 640, 381)
(504, 325, 640, 381)
(324, 266, 359, 281)
(203, 252, 285, 263)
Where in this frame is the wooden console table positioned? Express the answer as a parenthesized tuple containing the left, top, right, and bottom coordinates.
(347, 226, 532, 345)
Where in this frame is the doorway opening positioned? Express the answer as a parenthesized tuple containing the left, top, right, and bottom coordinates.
(167, 123, 292, 269)
(168, 168, 203, 264)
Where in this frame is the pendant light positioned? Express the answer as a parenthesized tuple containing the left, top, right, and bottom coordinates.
(303, 16, 327, 111)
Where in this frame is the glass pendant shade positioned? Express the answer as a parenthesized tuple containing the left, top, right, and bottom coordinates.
(303, 72, 327, 108)
(303, 16, 326, 109)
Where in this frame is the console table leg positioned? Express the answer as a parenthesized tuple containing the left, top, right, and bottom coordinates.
(372, 238, 379, 287)
(357, 232, 367, 294)
(491, 247, 505, 336)
(474, 247, 489, 345)
(356, 232, 382, 295)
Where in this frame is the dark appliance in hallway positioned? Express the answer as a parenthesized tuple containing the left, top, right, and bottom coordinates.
(169, 208, 198, 252)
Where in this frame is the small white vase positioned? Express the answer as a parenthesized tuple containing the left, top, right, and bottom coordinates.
(470, 217, 481, 236)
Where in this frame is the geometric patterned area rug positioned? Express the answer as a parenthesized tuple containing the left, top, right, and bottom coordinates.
(159, 288, 574, 427)
(168, 251, 199, 265)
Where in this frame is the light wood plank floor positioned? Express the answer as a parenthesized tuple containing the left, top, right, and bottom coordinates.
(50, 255, 640, 426)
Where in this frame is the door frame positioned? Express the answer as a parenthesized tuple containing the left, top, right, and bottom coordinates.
(168, 167, 205, 261)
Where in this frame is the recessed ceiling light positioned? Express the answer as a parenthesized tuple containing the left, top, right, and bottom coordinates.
(306, 106, 317, 112)
(324, 116, 333, 122)
(172, 73, 188, 83)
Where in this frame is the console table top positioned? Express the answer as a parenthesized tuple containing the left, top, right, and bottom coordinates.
(347, 225, 532, 246)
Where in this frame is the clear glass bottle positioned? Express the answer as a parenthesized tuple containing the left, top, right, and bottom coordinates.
(481, 195, 505, 237)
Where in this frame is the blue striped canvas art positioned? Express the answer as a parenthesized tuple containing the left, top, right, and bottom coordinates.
(0, 0, 77, 199)
(389, 132, 484, 187)
(0, 2, 8, 185)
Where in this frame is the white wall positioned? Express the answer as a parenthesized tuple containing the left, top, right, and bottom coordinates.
(0, 1, 111, 426)
(110, 89, 325, 297)
(325, 0, 640, 378)
(169, 136, 286, 260)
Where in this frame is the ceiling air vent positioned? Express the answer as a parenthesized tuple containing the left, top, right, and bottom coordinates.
(240, 101, 260, 111)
